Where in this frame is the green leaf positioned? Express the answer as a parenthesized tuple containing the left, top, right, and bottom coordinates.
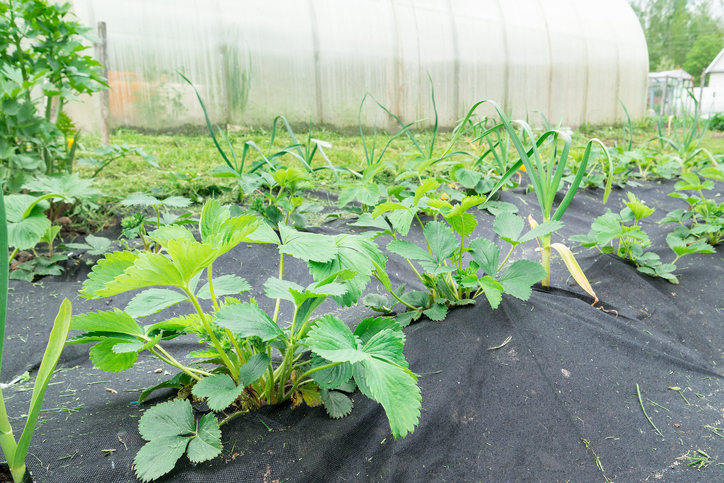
(186, 413, 223, 463)
(353, 317, 402, 347)
(493, 212, 524, 244)
(423, 221, 458, 262)
(483, 201, 518, 216)
(13, 299, 73, 468)
(414, 178, 440, 206)
(204, 214, 261, 255)
(349, 213, 390, 232)
(469, 238, 500, 276)
(386, 201, 417, 236)
(161, 196, 192, 208)
(310, 355, 353, 389)
(7, 214, 49, 250)
(321, 390, 354, 419)
(192, 373, 244, 411)
(139, 373, 193, 404)
(278, 224, 337, 262)
(246, 222, 281, 244)
(519, 220, 563, 244)
(150, 225, 196, 245)
(450, 164, 482, 189)
(360, 325, 408, 367)
(625, 192, 655, 220)
(309, 235, 386, 306)
(361, 358, 420, 438)
(96, 251, 186, 297)
(134, 436, 189, 482)
(372, 201, 408, 218)
(477, 276, 504, 309)
(196, 275, 251, 300)
(139, 398, 195, 438)
(700, 166, 724, 181)
(445, 212, 478, 237)
(306, 315, 363, 363)
(66, 332, 137, 345)
(121, 193, 160, 206)
(70, 309, 144, 336)
(338, 183, 380, 207)
(423, 303, 448, 321)
(396, 309, 423, 327)
(215, 303, 284, 342)
(263, 277, 303, 302)
(125, 289, 189, 318)
(166, 238, 219, 283)
(363, 293, 392, 312)
(112, 333, 162, 354)
(238, 353, 271, 386)
(199, 200, 228, 241)
(3, 194, 49, 223)
(670, 242, 716, 257)
(386, 240, 435, 262)
(498, 260, 547, 300)
(443, 196, 484, 236)
(89, 339, 140, 372)
(307, 316, 420, 437)
(81, 251, 139, 299)
(289, 282, 347, 306)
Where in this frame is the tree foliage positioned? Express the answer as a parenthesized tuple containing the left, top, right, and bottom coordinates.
(632, 0, 724, 83)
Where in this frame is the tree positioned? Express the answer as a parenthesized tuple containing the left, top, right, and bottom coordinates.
(684, 33, 723, 83)
(631, 0, 724, 82)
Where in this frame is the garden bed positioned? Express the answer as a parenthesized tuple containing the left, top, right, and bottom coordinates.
(4, 180, 724, 482)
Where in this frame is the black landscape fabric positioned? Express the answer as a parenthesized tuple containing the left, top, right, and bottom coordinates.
(3, 179, 724, 482)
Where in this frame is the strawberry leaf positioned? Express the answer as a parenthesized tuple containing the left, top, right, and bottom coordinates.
(498, 260, 546, 300)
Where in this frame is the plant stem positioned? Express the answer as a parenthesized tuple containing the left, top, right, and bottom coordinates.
(272, 253, 285, 323)
(207, 265, 220, 312)
(184, 288, 238, 381)
(497, 245, 516, 272)
(541, 234, 551, 288)
(0, 387, 19, 480)
(150, 346, 206, 381)
(285, 361, 344, 399)
(277, 306, 300, 401)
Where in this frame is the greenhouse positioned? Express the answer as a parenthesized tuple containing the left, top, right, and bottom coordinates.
(1, 0, 724, 482)
(66, 0, 648, 131)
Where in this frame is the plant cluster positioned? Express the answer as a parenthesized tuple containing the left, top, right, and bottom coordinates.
(663, 169, 724, 246)
(0, 0, 107, 191)
(572, 192, 715, 284)
(68, 200, 421, 481)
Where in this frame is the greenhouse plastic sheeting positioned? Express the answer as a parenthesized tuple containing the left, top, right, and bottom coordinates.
(4, 179, 724, 482)
(67, 0, 648, 132)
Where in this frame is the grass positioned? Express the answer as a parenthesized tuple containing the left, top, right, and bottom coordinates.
(75, 118, 724, 217)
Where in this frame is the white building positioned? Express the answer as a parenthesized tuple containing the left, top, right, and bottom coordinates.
(697, 48, 724, 115)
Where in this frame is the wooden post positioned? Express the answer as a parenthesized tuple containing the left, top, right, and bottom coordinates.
(96, 22, 110, 145)
(699, 67, 706, 117)
(660, 76, 668, 117)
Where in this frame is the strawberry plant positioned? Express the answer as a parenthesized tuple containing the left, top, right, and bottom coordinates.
(663, 169, 724, 246)
(358, 180, 554, 324)
(68, 200, 420, 481)
(572, 192, 715, 283)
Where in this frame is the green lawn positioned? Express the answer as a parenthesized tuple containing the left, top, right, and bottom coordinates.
(78, 118, 724, 210)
